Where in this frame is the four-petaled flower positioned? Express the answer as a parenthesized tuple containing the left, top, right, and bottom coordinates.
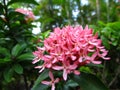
(42, 71, 59, 90)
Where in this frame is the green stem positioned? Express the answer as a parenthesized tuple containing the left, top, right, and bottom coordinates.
(23, 74, 29, 90)
(3, 0, 11, 29)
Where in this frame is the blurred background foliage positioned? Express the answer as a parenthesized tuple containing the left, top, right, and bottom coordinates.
(0, 0, 120, 90)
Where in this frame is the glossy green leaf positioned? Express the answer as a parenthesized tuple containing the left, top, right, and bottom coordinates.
(3, 68, 13, 82)
(87, 63, 104, 68)
(13, 64, 23, 74)
(9, 11, 25, 21)
(101, 35, 110, 49)
(32, 70, 49, 90)
(0, 46, 10, 57)
(79, 66, 93, 73)
(107, 22, 120, 30)
(101, 27, 112, 38)
(17, 53, 34, 61)
(72, 72, 108, 90)
(42, 30, 51, 39)
(66, 80, 78, 87)
(57, 79, 79, 90)
(11, 44, 26, 57)
(0, 58, 11, 64)
(8, 0, 39, 5)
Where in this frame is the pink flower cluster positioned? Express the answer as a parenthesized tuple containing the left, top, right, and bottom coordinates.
(15, 8, 35, 21)
(33, 25, 110, 90)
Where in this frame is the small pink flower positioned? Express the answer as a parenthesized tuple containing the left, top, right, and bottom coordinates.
(42, 71, 59, 90)
(32, 47, 45, 64)
(15, 8, 35, 21)
(52, 60, 79, 81)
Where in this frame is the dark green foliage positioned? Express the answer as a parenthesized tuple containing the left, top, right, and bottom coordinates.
(0, 0, 38, 89)
(32, 70, 49, 90)
(32, 70, 108, 90)
(72, 72, 108, 90)
(90, 21, 120, 89)
(8, 0, 39, 6)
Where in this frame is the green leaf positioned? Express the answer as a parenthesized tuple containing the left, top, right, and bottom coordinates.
(0, 46, 10, 57)
(98, 21, 106, 27)
(87, 63, 104, 68)
(11, 44, 26, 57)
(0, 58, 11, 64)
(32, 84, 49, 90)
(17, 53, 34, 61)
(53, 0, 64, 5)
(3, 68, 13, 82)
(79, 66, 93, 73)
(107, 22, 120, 30)
(8, 0, 39, 5)
(101, 35, 110, 49)
(41, 30, 51, 39)
(32, 70, 49, 90)
(66, 80, 78, 87)
(111, 41, 118, 46)
(13, 64, 23, 74)
(71, 72, 108, 90)
(9, 11, 25, 21)
(101, 27, 112, 38)
(0, 3, 4, 15)
(39, 30, 51, 40)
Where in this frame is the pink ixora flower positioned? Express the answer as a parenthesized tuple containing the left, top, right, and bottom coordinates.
(42, 71, 59, 90)
(33, 25, 110, 88)
(15, 8, 35, 21)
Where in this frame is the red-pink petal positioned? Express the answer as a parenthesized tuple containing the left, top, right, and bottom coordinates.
(42, 81, 51, 85)
(78, 57, 83, 62)
(54, 78, 60, 83)
(88, 48, 95, 52)
(51, 84, 55, 90)
(49, 71, 54, 81)
(63, 69, 67, 81)
(68, 64, 77, 69)
(74, 70, 80, 75)
(39, 67, 45, 73)
(52, 58, 57, 63)
(46, 63, 52, 68)
(71, 55, 76, 60)
(32, 58, 40, 64)
(102, 57, 110, 60)
(52, 66, 63, 70)
(91, 60, 102, 64)
(35, 66, 42, 69)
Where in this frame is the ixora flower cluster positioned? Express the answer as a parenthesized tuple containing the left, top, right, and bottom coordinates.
(15, 8, 35, 22)
(32, 25, 110, 90)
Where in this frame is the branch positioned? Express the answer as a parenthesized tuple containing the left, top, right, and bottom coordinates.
(108, 65, 120, 87)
